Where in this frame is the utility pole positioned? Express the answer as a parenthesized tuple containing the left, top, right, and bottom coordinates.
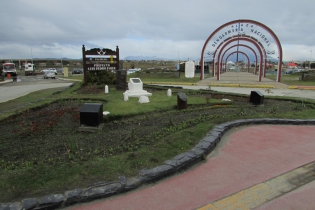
(31, 48, 33, 64)
(60, 48, 63, 70)
(308, 50, 312, 69)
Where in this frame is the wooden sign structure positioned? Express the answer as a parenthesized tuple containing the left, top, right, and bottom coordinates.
(82, 45, 120, 85)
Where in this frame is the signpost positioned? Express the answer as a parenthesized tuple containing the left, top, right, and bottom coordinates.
(82, 45, 120, 85)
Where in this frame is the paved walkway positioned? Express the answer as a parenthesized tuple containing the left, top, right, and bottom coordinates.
(158, 72, 315, 100)
(197, 72, 289, 89)
(66, 125, 315, 210)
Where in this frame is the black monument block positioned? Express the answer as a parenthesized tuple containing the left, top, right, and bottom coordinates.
(250, 91, 264, 105)
(80, 103, 103, 127)
(177, 92, 187, 109)
(116, 70, 127, 91)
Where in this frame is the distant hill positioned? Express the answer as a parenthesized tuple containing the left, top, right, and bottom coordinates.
(124, 56, 169, 60)
(33, 57, 77, 60)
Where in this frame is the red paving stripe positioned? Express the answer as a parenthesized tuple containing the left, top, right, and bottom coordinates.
(68, 125, 315, 210)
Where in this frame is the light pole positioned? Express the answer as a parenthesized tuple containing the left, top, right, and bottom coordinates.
(31, 48, 33, 64)
(60, 48, 63, 70)
(15, 52, 21, 70)
(308, 50, 312, 69)
(178, 51, 180, 78)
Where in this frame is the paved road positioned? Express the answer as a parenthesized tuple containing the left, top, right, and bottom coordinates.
(0, 75, 74, 103)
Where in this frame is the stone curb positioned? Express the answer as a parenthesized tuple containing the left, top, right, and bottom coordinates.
(146, 82, 198, 86)
(288, 86, 315, 90)
(147, 82, 276, 89)
(57, 78, 82, 82)
(0, 79, 13, 86)
(209, 83, 275, 88)
(1, 118, 315, 210)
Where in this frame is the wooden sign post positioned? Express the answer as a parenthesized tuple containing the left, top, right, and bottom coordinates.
(82, 45, 120, 85)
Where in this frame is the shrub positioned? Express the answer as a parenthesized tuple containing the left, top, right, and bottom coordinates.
(86, 71, 116, 85)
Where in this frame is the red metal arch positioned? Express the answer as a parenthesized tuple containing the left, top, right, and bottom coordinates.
(212, 35, 267, 76)
(201, 19, 282, 82)
(217, 37, 264, 81)
(218, 36, 268, 77)
(224, 51, 250, 73)
(221, 44, 258, 74)
(210, 35, 267, 77)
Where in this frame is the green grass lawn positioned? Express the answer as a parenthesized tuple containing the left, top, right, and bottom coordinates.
(266, 73, 315, 86)
(1, 72, 315, 202)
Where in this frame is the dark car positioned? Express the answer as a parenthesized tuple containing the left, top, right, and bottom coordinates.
(56, 68, 63, 73)
(72, 68, 83, 74)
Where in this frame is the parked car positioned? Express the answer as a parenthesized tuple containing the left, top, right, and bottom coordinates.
(41, 68, 57, 75)
(49, 68, 58, 75)
(41, 69, 49, 74)
(56, 68, 63, 73)
(43, 70, 56, 79)
(72, 68, 83, 74)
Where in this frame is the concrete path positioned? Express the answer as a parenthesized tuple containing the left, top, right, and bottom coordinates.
(66, 125, 315, 210)
(0, 78, 74, 103)
(196, 72, 289, 89)
(154, 72, 315, 100)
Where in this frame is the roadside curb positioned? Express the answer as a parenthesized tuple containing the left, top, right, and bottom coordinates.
(208, 83, 275, 88)
(146, 82, 276, 89)
(0, 79, 13, 86)
(288, 86, 315, 90)
(145, 82, 198, 86)
(1, 118, 315, 210)
(58, 78, 82, 82)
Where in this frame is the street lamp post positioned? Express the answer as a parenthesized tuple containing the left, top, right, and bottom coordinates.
(60, 48, 63, 70)
(31, 48, 33, 64)
(308, 50, 312, 69)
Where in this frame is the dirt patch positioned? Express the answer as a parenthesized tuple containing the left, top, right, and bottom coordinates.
(77, 85, 104, 94)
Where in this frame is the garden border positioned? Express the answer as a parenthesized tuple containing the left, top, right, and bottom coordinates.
(1, 118, 315, 210)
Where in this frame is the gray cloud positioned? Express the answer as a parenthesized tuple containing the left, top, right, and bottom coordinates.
(1, 0, 315, 61)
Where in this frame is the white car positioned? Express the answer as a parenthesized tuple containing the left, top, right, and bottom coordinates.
(43, 70, 56, 79)
(41, 68, 57, 75)
(41, 69, 49, 73)
(48, 68, 57, 75)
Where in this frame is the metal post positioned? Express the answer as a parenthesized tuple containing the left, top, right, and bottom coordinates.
(60, 48, 63, 70)
(31, 48, 33, 64)
(308, 50, 312, 69)
(82, 45, 87, 85)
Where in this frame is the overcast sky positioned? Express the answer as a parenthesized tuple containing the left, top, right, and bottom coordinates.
(1, 0, 315, 61)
